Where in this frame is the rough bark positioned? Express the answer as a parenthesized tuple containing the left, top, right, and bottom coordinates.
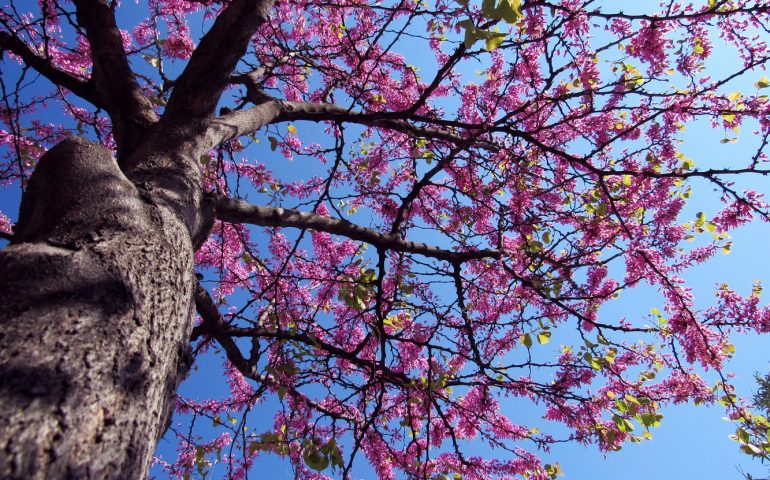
(0, 0, 273, 476)
(0, 137, 197, 479)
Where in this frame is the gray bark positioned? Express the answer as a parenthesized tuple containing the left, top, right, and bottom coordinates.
(0, 137, 197, 479)
(0, 1, 274, 476)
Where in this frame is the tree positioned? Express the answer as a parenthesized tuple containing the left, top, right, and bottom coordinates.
(731, 370, 770, 477)
(2, 0, 770, 478)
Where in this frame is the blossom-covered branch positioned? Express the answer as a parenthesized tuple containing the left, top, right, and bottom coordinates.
(0, 31, 101, 107)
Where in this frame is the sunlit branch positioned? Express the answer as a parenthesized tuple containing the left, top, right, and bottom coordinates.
(205, 98, 498, 151)
(211, 194, 504, 263)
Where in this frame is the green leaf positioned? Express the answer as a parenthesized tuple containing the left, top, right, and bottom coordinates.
(303, 446, 329, 472)
(528, 240, 544, 252)
(269, 136, 279, 151)
(496, 0, 523, 23)
(457, 19, 478, 49)
(695, 211, 706, 228)
(544, 463, 563, 480)
(613, 414, 634, 432)
(478, 0, 523, 23)
(624, 393, 641, 406)
(640, 413, 656, 427)
(484, 32, 506, 52)
(584, 353, 602, 370)
(693, 38, 705, 55)
(622, 174, 632, 186)
(520, 333, 533, 347)
(595, 202, 608, 216)
(142, 54, 159, 68)
(463, 28, 476, 49)
(323, 439, 344, 468)
(741, 443, 763, 456)
(755, 75, 770, 89)
(481, 0, 496, 18)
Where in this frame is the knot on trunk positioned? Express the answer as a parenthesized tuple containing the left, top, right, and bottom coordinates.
(14, 137, 145, 247)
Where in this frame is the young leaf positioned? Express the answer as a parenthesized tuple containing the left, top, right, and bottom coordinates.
(756, 75, 770, 89)
(485, 33, 507, 51)
(142, 54, 159, 68)
(303, 446, 329, 472)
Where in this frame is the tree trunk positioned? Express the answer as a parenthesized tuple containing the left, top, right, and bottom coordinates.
(0, 137, 197, 479)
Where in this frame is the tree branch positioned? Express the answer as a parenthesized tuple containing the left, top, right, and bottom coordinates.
(205, 99, 496, 151)
(204, 100, 283, 148)
(193, 281, 260, 378)
(193, 289, 411, 387)
(211, 194, 503, 263)
(0, 31, 102, 108)
(73, 0, 157, 154)
(163, 0, 275, 121)
(193, 283, 379, 425)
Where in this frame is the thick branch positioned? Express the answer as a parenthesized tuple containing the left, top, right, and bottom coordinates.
(193, 282, 259, 377)
(163, 0, 275, 121)
(276, 101, 479, 145)
(205, 99, 494, 151)
(211, 194, 503, 263)
(73, 0, 157, 153)
(452, 263, 486, 370)
(204, 100, 283, 148)
(0, 31, 101, 107)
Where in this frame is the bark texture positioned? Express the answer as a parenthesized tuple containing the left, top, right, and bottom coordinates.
(0, 1, 272, 476)
(0, 138, 196, 479)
